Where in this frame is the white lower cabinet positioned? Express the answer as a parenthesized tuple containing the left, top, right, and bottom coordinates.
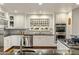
(12, 35, 21, 46)
(4, 35, 21, 51)
(4, 36, 12, 51)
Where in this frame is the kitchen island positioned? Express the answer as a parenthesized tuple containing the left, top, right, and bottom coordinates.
(4, 32, 57, 55)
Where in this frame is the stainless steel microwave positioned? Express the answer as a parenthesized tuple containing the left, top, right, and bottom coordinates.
(56, 24, 66, 32)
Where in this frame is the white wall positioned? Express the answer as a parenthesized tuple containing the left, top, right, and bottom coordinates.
(66, 11, 72, 39)
(72, 8, 79, 35)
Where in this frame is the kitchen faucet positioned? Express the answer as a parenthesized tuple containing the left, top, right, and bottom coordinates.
(20, 32, 25, 54)
(19, 32, 33, 54)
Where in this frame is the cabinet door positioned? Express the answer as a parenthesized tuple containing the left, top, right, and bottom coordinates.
(14, 15, 25, 28)
(12, 35, 21, 46)
(4, 38, 8, 51)
(11, 36, 14, 46)
(4, 37, 11, 51)
(4, 35, 21, 51)
(9, 36, 14, 47)
(56, 13, 67, 24)
(15, 35, 20, 46)
(7, 36, 12, 49)
(4, 36, 15, 51)
(11, 36, 17, 46)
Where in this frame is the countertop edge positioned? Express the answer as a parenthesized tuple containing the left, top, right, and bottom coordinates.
(58, 39, 79, 50)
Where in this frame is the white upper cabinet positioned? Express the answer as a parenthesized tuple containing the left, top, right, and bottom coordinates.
(14, 15, 25, 28)
(56, 13, 67, 24)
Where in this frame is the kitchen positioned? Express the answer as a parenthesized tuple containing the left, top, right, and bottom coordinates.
(0, 3, 79, 55)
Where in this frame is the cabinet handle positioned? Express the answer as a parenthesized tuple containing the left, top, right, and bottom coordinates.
(23, 38, 26, 46)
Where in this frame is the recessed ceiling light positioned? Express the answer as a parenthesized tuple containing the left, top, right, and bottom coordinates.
(14, 10, 18, 13)
(0, 3, 4, 5)
(38, 3, 43, 5)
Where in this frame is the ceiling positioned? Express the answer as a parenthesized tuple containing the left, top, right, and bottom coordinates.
(0, 3, 79, 14)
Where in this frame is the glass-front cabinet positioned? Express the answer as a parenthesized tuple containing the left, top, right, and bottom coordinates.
(28, 14, 54, 34)
(30, 18, 49, 31)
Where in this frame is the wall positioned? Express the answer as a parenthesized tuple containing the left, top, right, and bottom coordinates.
(72, 7, 79, 35)
(66, 11, 72, 39)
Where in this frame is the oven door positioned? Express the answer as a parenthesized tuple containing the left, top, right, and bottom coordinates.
(56, 35, 65, 40)
(56, 27, 65, 32)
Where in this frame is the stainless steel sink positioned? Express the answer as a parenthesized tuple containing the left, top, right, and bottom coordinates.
(16, 50, 38, 55)
(15, 49, 57, 55)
